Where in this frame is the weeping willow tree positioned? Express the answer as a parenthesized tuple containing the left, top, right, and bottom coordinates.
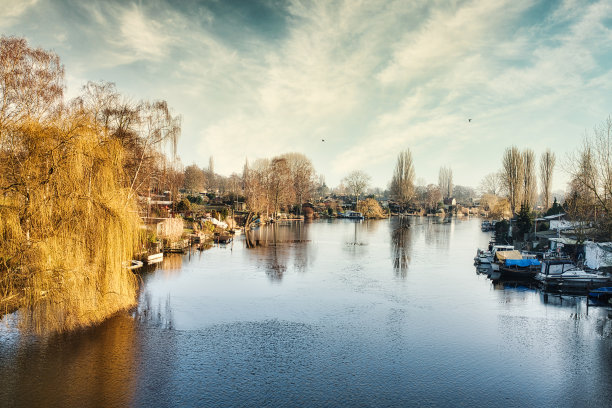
(0, 37, 179, 333)
(0, 115, 141, 333)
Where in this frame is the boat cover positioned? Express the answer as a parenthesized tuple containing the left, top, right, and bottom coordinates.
(505, 259, 540, 267)
(495, 250, 523, 261)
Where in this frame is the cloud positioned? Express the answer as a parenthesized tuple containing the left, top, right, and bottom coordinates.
(329, 0, 612, 187)
(0, 0, 38, 28)
(9, 0, 612, 191)
(377, 0, 531, 85)
(116, 4, 172, 61)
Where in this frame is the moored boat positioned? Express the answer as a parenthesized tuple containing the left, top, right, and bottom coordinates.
(536, 260, 611, 290)
(341, 210, 365, 220)
(475, 245, 514, 266)
(588, 287, 612, 304)
(497, 258, 541, 280)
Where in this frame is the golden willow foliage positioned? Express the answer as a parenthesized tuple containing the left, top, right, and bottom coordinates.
(0, 114, 142, 333)
(0, 37, 179, 333)
(357, 198, 386, 219)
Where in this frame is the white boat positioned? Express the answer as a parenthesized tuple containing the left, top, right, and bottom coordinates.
(342, 211, 364, 220)
(475, 249, 492, 264)
(475, 245, 514, 265)
(536, 260, 611, 289)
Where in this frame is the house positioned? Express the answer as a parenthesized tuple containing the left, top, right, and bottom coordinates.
(443, 197, 456, 211)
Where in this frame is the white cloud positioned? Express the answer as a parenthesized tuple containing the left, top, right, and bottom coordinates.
(10, 0, 612, 190)
(116, 4, 172, 60)
(0, 0, 38, 27)
(328, 0, 612, 187)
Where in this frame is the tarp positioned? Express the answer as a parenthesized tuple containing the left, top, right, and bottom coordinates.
(495, 250, 523, 261)
(585, 241, 612, 270)
(505, 259, 540, 267)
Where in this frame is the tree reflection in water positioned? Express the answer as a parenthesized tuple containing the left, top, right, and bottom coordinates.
(245, 222, 311, 281)
(391, 216, 413, 277)
(0, 314, 140, 407)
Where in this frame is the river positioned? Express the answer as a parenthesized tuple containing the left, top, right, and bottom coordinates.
(2, 217, 612, 407)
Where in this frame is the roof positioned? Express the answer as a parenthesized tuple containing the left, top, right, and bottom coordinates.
(549, 237, 579, 245)
(542, 213, 566, 220)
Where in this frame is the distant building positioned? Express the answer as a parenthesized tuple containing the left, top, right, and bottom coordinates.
(443, 197, 456, 210)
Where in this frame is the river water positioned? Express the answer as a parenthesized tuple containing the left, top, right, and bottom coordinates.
(2, 217, 612, 407)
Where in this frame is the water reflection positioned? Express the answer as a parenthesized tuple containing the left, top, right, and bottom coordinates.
(137, 291, 174, 330)
(245, 222, 309, 248)
(245, 222, 312, 280)
(160, 254, 183, 278)
(0, 314, 139, 408)
(343, 220, 369, 258)
(423, 216, 451, 248)
(390, 217, 412, 277)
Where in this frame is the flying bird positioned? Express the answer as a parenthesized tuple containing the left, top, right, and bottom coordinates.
(322, 139, 325, 142)
(468, 119, 472, 122)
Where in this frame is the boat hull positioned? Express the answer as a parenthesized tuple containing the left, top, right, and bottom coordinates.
(497, 266, 538, 280)
(537, 275, 611, 290)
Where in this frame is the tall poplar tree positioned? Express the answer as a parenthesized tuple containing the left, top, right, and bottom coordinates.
(501, 146, 524, 215)
(539, 149, 556, 211)
(390, 149, 415, 210)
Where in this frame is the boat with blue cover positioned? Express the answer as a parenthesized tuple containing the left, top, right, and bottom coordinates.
(497, 258, 541, 280)
(588, 287, 612, 304)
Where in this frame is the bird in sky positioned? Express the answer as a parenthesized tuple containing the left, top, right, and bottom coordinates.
(468, 119, 472, 122)
(322, 139, 325, 142)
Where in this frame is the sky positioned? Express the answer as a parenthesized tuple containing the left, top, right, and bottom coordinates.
(2, 0, 612, 192)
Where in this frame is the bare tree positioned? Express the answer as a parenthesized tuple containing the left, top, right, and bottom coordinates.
(478, 172, 502, 196)
(566, 117, 612, 239)
(183, 164, 205, 193)
(280, 152, 315, 214)
(0, 36, 64, 129)
(228, 173, 242, 200)
(390, 149, 415, 209)
(453, 185, 476, 204)
(539, 149, 556, 211)
(269, 157, 294, 217)
(343, 170, 371, 205)
(522, 149, 537, 209)
(425, 184, 442, 212)
(501, 146, 524, 214)
(245, 158, 271, 216)
(438, 166, 453, 199)
(208, 156, 214, 175)
(207, 156, 216, 192)
(77, 81, 181, 202)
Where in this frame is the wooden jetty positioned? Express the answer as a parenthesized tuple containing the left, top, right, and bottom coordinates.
(164, 239, 189, 253)
(146, 252, 163, 265)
